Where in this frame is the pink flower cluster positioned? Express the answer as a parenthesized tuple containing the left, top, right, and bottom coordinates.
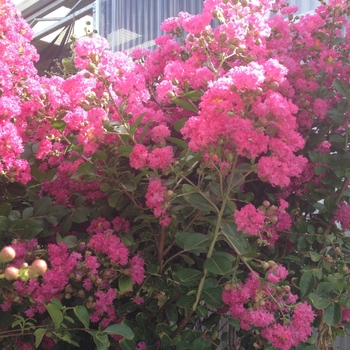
(145, 178, 172, 226)
(87, 231, 129, 265)
(234, 200, 292, 245)
(334, 202, 350, 230)
(130, 144, 174, 172)
(222, 272, 315, 350)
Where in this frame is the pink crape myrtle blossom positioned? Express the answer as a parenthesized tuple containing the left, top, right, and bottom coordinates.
(130, 144, 148, 169)
(223, 273, 315, 350)
(145, 178, 171, 226)
(130, 255, 145, 284)
(266, 263, 288, 283)
(334, 202, 350, 229)
(148, 146, 174, 172)
(87, 230, 129, 265)
(234, 204, 265, 236)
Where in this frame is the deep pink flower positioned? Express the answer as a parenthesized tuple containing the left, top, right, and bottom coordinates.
(234, 204, 265, 236)
(266, 264, 288, 283)
(148, 146, 174, 171)
(130, 255, 145, 284)
(130, 144, 148, 169)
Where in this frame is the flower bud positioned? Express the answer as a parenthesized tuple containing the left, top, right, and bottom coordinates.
(0, 247, 16, 263)
(28, 259, 47, 278)
(334, 247, 342, 255)
(224, 284, 231, 292)
(284, 285, 291, 293)
(270, 215, 278, 223)
(262, 262, 270, 270)
(262, 200, 270, 208)
(4, 267, 19, 281)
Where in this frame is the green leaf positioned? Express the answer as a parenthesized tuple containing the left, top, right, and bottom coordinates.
(118, 275, 133, 294)
(74, 196, 86, 207)
(332, 36, 346, 45)
(119, 339, 137, 350)
(46, 303, 63, 329)
(174, 118, 187, 133)
(100, 183, 111, 192)
(314, 165, 327, 175)
(182, 184, 197, 194)
(175, 340, 191, 350)
(47, 206, 69, 220)
(328, 274, 345, 293)
(33, 197, 52, 217)
(74, 305, 90, 329)
(108, 191, 124, 210)
(0, 216, 10, 231)
(50, 298, 63, 309)
(182, 90, 204, 100)
(22, 207, 33, 219)
(64, 316, 74, 324)
(221, 221, 249, 255)
(166, 304, 178, 323)
(183, 193, 215, 212)
(117, 145, 133, 158)
(176, 295, 195, 309)
(62, 235, 78, 248)
(0, 203, 12, 216)
(334, 78, 349, 99)
(202, 287, 225, 308)
(46, 168, 57, 181)
(300, 270, 316, 297)
(177, 268, 204, 285)
(327, 108, 346, 124)
(34, 328, 47, 348)
(51, 120, 67, 132)
(60, 213, 72, 235)
(130, 113, 145, 136)
(160, 332, 172, 349)
(204, 255, 231, 275)
(329, 134, 345, 145)
(209, 182, 222, 198)
(184, 233, 211, 252)
(93, 332, 109, 350)
(168, 137, 188, 150)
(308, 251, 322, 262)
(104, 324, 134, 339)
(71, 209, 88, 224)
(92, 149, 107, 161)
(302, 346, 320, 350)
(11, 219, 43, 239)
(228, 316, 240, 328)
(117, 302, 138, 316)
(192, 336, 212, 350)
(173, 98, 198, 113)
(77, 162, 96, 175)
(309, 293, 332, 309)
(316, 282, 334, 298)
(324, 302, 342, 326)
(121, 181, 137, 192)
(175, 232, 188, 249)
(196, 305, 208, 317)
